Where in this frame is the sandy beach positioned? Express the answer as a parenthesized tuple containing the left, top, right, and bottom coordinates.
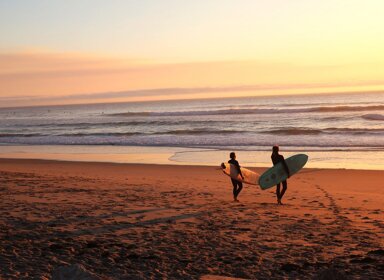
(0, 158, 383, 279)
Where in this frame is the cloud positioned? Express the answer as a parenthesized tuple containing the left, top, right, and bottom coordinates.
(2, 82, 384, 108)
(62, 82, 384, 100)
(0, 95, 38, 100)
(1, 51, 384, 107)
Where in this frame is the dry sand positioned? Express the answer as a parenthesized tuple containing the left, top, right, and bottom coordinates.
(0, 158, 383, 279)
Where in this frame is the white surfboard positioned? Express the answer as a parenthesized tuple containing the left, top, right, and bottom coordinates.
(221, 162, 260, 186)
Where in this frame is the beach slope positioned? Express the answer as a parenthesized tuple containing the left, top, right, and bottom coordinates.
(0, 159, 383, 279)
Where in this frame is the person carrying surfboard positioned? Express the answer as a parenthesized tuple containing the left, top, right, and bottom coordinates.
(228, 152, 244, 202)
(271, 145, 290, 205)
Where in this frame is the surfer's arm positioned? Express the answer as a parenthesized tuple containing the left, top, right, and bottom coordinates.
(239, 170, 244, 179)
(235, 161, 244, 179)
(238, 166, 244, 179)
(282, 158, 290, 178)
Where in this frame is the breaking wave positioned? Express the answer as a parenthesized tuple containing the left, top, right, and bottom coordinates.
(110, 105, 384, 117)
(362, 114, 384, 121)
(264, 127, 384, 135)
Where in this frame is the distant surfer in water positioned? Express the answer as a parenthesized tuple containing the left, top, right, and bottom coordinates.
(271, 145, 290, 205)
(228, 152, 244, 202)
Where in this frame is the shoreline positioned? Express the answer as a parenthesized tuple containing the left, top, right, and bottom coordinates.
(0, 157, 383, 172)
(0, 144, 383, 171)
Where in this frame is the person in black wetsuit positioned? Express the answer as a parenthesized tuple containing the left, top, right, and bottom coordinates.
(228, 152, 244, 202)
(271, 145, 290, 205)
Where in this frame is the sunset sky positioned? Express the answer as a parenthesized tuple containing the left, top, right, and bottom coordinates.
(1, 0, 384, 107)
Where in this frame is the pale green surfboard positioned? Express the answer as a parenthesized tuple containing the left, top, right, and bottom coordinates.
(259, 154, 308, 190)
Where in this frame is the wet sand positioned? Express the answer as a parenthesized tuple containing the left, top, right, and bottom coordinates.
(0, 159, 383, 279)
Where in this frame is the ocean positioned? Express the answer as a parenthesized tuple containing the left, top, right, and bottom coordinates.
(1, 92, 383, 170)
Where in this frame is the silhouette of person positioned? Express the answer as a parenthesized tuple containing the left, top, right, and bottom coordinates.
(271, 145, 290, 205)
(228, 152, 244, 202)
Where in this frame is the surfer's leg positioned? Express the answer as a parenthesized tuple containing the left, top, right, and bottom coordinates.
(279, 180, 287, 202)
(276, 183, 281, 203)
(231, 179, 238, 200)
(235, 182, 243, 200)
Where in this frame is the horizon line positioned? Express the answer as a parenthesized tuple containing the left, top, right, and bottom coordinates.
(1, 88, 383, 110)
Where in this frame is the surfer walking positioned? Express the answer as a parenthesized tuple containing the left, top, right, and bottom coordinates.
(228, 152, 244, 202)
(271, 145, 290, 205)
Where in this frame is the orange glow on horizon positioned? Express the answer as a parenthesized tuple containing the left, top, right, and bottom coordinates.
(1, 51, 384, 107)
